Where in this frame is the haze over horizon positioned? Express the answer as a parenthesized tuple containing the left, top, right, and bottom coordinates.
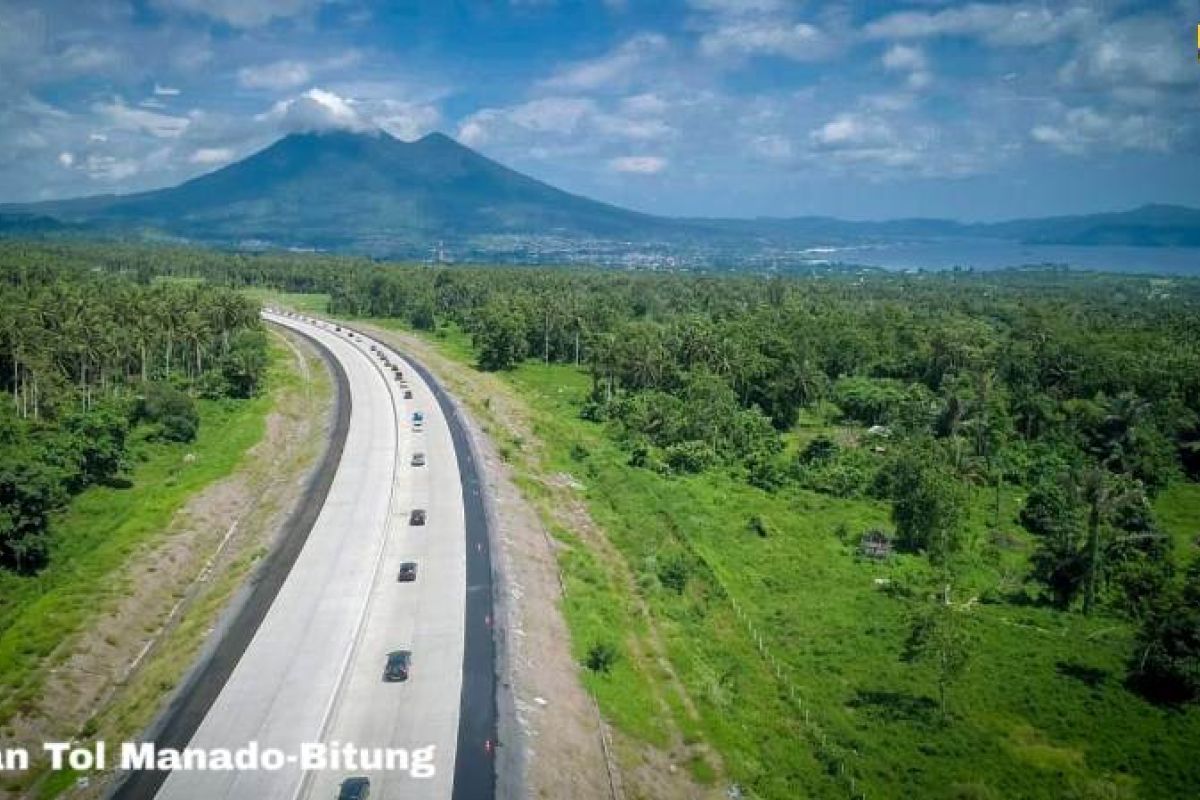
(1, 0, 1197, 221)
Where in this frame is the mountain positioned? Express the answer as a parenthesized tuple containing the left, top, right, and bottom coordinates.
(4, 130, 1199, 258)
(974, 204, 1200, 247)
(7, 130, 685, 253)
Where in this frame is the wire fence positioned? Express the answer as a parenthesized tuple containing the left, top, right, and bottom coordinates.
(672, 529, 869, 800)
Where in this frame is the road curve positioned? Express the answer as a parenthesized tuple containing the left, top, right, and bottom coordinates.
(107, 312, 495, 800)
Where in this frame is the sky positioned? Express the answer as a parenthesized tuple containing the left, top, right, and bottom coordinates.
(0, 0, 1197, 220)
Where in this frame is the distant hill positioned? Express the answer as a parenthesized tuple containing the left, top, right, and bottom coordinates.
(3, 130, 1198, 257)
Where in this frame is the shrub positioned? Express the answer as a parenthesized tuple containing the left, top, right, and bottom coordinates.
(137, 382, 200, 443)
(664, 440, 718, 474)
(585, 641, 619, 674)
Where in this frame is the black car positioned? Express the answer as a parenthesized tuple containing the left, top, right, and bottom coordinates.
(403, 390, 413, 399)
(338, 777, 370, 800)
(384, 650, 411, 682)
(410, 509, 426, 526)
(411, 452, 425, 467)
(397, 561, 418, 582)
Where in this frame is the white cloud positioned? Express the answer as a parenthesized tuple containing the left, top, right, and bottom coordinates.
(1031, 106, 1172, 155)
(150, 0, 324, 29)
(153, 83, 181, 97)
(608, 155, 667, 174)
(881, 44, 931, 90)
(189, 147, 234, 165)
(882, 44, 926, 73)
(82, 153, 140, 181)
(239, 60, 312, 90)
(748, 134, 793, 162)
(59, 43, 123, 73)
(700, 21, 836, 61)
(541, 34, 668, 92)
(262, 87, 369, 133)
(620, 93, 668, 116)
(687, 0, 787, 14)
(456, 94, 673, 152)
(57, 151, 74, 167)
(1058, 16, 1191, 94)
(864, 3, 1095, 47)
(370, 99, 441, 141)
(94, 98, 190, 138)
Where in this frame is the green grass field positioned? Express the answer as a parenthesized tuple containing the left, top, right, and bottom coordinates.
(266, 295, 1200, 800)
(0, 339, 285, 725)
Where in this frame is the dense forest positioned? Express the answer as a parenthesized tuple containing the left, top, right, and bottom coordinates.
(0, 253, 267, 573)
(3, 241, 1198, 709)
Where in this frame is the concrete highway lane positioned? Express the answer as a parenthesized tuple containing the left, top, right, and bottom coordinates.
(137, 311, 493, 800)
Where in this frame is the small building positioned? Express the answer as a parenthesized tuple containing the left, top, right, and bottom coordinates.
(859, 529, 893, 559)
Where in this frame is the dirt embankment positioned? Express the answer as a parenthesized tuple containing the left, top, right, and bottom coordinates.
(1, 328, 332, 800)
(360, 322, 719, 800)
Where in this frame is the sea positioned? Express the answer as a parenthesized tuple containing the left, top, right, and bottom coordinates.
(797, 239, 1200, 276)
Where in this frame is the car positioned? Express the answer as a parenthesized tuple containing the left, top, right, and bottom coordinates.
(411, 452, 425, 467)
(410, 509, 426, 525)
(412, 411, 424, 422)
(393, 372, 403, 381)
(403, 390, 413, 399)
(384, 650, 412, 682)
(397, 561, 418, 582)
(335, 326, 341, 332)
(338, 777, 370, 800)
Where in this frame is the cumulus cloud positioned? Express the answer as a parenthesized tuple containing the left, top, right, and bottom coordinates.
(700, 21, 835, 61)
(262, 87, 371, 133)
(189, 146, 234, 165)
(541, 34, 668, 92)
(150, 0, 325, 29)
(57, 151, 74, 167)
(881, 44, 931, 90)
(456, 94, 674, 152)
(93, 98, 190, 138)
(687, 0, 787, 15)
(1058, 15, 1191, 97)
(153, 83, 181, 96)
(253, 87, 440, 140)
(863, 3, 1095, 47)
(239, 60, 311, 90)
(1031, 106, 1172, 155)
(608, 155, 667, 174)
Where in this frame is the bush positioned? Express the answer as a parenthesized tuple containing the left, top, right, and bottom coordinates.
(658, 554, 690, 593)
(664, 440, 718, 474)
(137, 382, 200, 443)
(585, 641, 619, 674)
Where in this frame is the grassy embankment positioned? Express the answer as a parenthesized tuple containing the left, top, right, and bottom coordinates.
(265, 290, 1200, 800)
(0, 333, 316, 796)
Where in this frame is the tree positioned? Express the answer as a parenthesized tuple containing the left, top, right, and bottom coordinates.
(889, 448, 967, 565)
(1130, 563, 1200, 704)
(474, 301, 529, 371)
(904, 589, 973, 721)
(1022, 479, 1088, 609)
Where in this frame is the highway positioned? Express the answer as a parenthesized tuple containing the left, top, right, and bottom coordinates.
(116, 312, 495, 800)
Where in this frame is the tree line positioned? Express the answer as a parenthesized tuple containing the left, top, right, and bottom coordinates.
(8, 240, 1198, 703)
(0, 253, 267, 572)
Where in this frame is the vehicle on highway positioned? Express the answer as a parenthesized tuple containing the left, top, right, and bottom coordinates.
(404, 389, 413, 399)
(338, 777, 371, 800)
(410, 509, 426, 525)
(384, 650, 412, 682)
(411, 452, 425, 467)
(397, 561, 418, 582)
(413, 411, 424, 422)
(393, 372, 403, 381)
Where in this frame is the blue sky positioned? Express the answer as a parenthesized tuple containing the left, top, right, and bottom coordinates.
(0, 0, 1197, 219)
